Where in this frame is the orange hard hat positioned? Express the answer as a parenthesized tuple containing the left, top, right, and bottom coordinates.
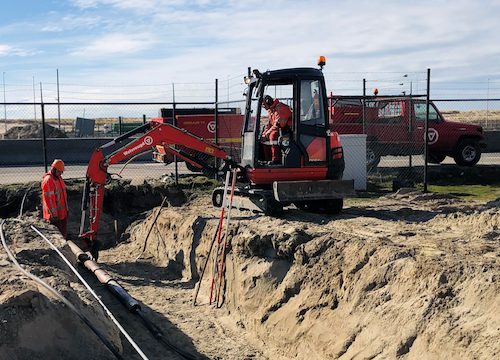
(51, 159, 65, 172)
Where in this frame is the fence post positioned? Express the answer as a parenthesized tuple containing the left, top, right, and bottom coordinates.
(41, 102, 48, 173)
(2, 72, 6, 133)
(424, 68, 431, 193)
(215, 78, 219, 145)
(362, 78, 366, 135)
(118, 116, 123, 135)
(214, 78, 219, 175)
(172, 83, 178, 186)
(409, 94, 413, 168)
(142, 114, 146, 124)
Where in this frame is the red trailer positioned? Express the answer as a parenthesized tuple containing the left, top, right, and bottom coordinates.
(153, 113, 244, 170)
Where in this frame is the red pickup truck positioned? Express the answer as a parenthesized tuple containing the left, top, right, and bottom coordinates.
(329, 97, 486, 169)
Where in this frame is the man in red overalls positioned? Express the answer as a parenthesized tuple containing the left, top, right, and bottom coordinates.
(261, 95, 292, 165)
(41, 159, 68, 239)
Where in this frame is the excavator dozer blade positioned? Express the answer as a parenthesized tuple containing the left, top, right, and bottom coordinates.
(273, 179, 355, 202)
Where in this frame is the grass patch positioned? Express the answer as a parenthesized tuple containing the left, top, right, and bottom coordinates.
(425, 184, 500, 202)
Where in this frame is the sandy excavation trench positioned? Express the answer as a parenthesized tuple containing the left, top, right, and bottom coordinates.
(0, 182, 499, 359)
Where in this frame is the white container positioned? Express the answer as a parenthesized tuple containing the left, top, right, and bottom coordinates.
(339, 134, 367, 191)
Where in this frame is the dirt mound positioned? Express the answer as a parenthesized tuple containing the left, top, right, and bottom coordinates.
(119, 194, 499, 359)
(4, 123, 67, 139)
(0, 217, 122, 360)
(0, 179, 187, 249)
(1, 189, 498, 359)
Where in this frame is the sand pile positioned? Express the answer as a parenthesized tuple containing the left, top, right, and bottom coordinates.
(121, 194, 499, 359)
(1, 189, 498, 359)
(0, 217, 122, 360)
(4, 123, 67, 139)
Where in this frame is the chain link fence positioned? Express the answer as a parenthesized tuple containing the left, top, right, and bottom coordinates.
(1, 76, 499, 194)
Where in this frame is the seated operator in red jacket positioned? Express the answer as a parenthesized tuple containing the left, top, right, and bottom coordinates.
(261, 95, 292, 165)
(41, 159, 68, 239)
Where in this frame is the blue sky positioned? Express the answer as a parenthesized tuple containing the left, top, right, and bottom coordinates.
(1, 0, 500, 103)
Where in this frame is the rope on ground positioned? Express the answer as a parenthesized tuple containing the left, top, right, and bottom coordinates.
(0, 219, 123, 360)
(138, 195, 170, 257)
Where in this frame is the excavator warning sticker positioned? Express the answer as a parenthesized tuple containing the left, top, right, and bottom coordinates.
(207, 121, 216, 133)
(427, 128, 439, 145)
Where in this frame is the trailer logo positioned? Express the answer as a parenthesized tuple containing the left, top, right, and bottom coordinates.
(427, 128, 439, 145)
(207, 121, 216, 133)
(123, 136, 154, 156)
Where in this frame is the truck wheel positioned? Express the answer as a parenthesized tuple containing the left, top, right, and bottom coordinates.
(453, 139, 481, 166)
(366, 147, 381, 171)
(428, 152, 446, 164)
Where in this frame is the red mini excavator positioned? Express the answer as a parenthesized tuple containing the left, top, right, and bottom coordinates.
(79, 57, 354, 259)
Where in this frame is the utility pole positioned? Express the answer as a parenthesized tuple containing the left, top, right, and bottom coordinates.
(40, 82, 48, 173)
(2, 72, 6, 133)
(486, 78, 490, 129)
(57, 69, 61, 130)
(32, 76, 37, 121)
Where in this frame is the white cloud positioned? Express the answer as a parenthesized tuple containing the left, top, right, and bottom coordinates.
(0, 44, 13, 56)
(41, 14, 102, 32)
(3, 0, 500, 101)
(71, 0, 182, 11)
(69, 33, 157, 57)
(0, 44, 37, 57)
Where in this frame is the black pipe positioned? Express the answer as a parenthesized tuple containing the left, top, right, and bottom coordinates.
(67, 241, 198, 360)
(107, 280, 141, 312)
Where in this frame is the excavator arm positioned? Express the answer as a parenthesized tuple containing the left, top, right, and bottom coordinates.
(79, 119, 233, 259)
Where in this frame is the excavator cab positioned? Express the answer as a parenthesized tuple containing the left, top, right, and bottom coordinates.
(240, 67, 345, 185)
(211, 63, 354, 215)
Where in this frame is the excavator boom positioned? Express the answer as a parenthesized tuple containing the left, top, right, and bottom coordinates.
(79, 119, 233, 259)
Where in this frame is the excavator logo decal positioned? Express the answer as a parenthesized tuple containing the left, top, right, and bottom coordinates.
(144, 136, 153, 146)
(123, 136, 154, 156)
